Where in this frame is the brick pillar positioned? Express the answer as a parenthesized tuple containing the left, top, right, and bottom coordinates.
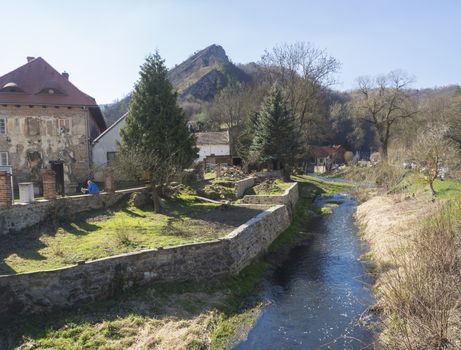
(0, 171, 12, 209)
(42, 169, 56, 200)
(104, 168, 114, 193)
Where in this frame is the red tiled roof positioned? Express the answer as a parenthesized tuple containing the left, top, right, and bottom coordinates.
(312, 145, 343, 157)
(0, 57, 106, 131)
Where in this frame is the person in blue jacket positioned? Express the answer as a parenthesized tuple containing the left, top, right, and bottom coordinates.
(82, 180, 100, 194)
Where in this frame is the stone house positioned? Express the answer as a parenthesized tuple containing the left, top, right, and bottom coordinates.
(0, 57, 106, 194)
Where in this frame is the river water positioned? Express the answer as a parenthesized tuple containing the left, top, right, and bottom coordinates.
(234, 192, 375, 350)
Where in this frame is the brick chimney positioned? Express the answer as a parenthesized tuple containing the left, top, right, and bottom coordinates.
(27, 56, 35, 63)
(62, 71, 69, 80)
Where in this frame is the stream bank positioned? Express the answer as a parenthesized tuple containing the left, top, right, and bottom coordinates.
(234, 188, 375, 349)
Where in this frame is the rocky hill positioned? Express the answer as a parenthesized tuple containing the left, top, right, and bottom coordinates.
(102, 44, 252, 126)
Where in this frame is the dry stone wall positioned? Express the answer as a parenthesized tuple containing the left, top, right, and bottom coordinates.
(0, 187, 145, 236)
(0, 204, 290, 319)
(241, 182, 299, 213)
(0, 181, 299, 320)
(234, 177, 255, 198)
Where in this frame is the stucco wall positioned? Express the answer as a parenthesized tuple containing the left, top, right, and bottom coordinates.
(0, 105, 91, 187)
(197, 144, 230, 162)
(92, 118, 125, 167)
(0, 187, 145, 236)
(0, 204, 290, 319)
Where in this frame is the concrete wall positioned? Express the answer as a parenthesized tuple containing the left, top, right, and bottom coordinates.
(0, 187, 145, 236)
(197, 144, 230, 162)
(0, 106, 92, 187)
(234, 177, 255, 198)
(92, 117, 125, 167)
(0, 204, 290, 318)
(241, 182, 299, 213)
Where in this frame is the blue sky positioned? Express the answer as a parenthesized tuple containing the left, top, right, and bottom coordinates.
(1, 0, 460, 103)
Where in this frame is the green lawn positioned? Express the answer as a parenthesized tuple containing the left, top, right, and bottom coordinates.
(389, 172, 461, 200)
(245, 178, 293, 196)
(0, 193, 250, 275)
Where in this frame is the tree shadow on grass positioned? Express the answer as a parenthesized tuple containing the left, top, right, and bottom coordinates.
(0, 201, 132, 277)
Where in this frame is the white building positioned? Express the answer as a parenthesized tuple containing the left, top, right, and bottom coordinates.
(92, 113, 127, 167)
(91, 112, 231, 173)
(195, 131, 231, 162)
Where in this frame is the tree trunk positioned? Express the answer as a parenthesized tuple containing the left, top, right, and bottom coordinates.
(151, 185, 162, 213)
(380, 141, 389, 162)
(429, 180, 437, 199)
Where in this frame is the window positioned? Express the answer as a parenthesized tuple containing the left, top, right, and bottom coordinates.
(106, 152, 117, 164)
(0, 152, 8, 166)
(58, 119, 71, 134)
(0, 117, 6, 135)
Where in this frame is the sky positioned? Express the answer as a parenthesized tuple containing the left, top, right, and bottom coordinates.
(1, 0, 460, 104)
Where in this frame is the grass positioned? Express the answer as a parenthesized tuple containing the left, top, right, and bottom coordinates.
(0, 193, 244, 275)
(1, 174, 354, 350)
(2, 262, 269, 350)
(245, 178, 293, 196)
(192, 177, 238, 201)
(389, 172, 461, 200)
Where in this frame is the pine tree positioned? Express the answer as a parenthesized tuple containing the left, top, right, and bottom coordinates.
(119, 52, 198, 212)
(249, 85, 298, 177)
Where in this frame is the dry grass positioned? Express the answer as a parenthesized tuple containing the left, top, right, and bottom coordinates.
(357, 196, 461, 349)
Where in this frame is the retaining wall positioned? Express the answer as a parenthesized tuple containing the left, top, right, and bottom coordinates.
(0, 187, 145, 236)
(234, 177, 256, 198)
(0, 204, 290, 318)
(241, 182, 299, 212)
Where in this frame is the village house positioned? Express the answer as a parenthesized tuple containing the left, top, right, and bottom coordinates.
(311, 145, 345, 173)
(0, 57, 106, 194)
(92, 112, 127, 169)
(92, 113, 233, 172)
(195, 130, 231, 163)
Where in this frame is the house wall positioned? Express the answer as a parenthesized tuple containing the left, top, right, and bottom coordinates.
(197, 144, 230, 162)
(92, 118, 125, 167)
(0, 105, 91, 191)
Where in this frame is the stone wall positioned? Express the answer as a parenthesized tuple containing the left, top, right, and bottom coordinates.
(241, 182, 299, 213)
(234, 176, 256, 198)
(0, 204, 290, 318)
(0, 187, 145, 236)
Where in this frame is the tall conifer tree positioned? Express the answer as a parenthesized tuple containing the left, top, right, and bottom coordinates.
(249, 85, 298, 177)
(119, 52, 197, 211)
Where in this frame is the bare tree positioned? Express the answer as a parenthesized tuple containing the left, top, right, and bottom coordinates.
(411, 123, 459, 198)
(208, 82, 267, 155)
(260, 42, 340, 148)
(351, 71, 418, 160)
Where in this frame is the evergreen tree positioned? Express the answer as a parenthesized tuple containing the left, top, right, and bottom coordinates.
(119, 52, 198, 212)
(249, 85, 298, 177)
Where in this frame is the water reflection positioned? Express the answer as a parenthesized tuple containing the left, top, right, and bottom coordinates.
(234, 193, 375, 350)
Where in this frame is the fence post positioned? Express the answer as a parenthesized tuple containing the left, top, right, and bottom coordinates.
(42, 169, 56, 200)
(104, 168, 114, 193)
(0, 171, 12, 208)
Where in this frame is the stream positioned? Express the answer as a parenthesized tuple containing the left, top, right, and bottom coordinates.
(234, 192, 375, 349)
